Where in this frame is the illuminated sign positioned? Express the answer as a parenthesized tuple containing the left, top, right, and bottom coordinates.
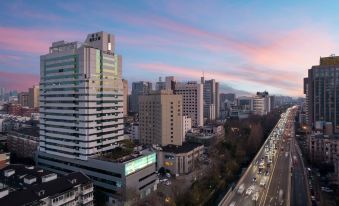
(164, 161, 173, 166)
(125, 153, 156, 176)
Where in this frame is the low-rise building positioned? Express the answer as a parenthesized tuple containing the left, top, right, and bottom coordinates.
(0, 164, 93, 206)
(158, 142, 204, 175)
(307, 133, 339, 164)
(37, 147, 158, 205)
(7, 130, 39, 160)
(185, 124, 224, 146)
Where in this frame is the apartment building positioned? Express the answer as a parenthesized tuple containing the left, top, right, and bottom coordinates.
(307, 133, 339, 164)
(0, 164, 93, 206)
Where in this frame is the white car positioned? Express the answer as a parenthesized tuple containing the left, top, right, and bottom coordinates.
(237, 184, 245, 194)
(260, 177, 267, 186)
(252, 192, 259, 201)
(229, 201, 236, 206)
(245, 186, 254, 196)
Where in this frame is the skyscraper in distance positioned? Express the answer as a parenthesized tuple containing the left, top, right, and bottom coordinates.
(28, 85, 40, 108)
(129, 81, 152, 113)
(201, 77, 220, 120)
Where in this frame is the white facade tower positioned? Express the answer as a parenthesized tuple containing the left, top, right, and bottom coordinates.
(39, 31, 124, 161)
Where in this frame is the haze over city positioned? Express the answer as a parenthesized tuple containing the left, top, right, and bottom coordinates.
(0, 1, 339, 206)
(1, 0, 339, 96)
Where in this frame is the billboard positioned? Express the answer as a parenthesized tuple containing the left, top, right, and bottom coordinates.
(125, 153, 156, 176)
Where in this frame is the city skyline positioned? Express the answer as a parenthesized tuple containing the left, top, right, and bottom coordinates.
(1, 1, 339, 96)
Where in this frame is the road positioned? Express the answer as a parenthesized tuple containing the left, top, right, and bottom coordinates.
(260, 139, 290, 206)
(219, 107, 297, 206)
(290, 133, 310, 206)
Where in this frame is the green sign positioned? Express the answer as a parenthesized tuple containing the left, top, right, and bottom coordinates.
(125, 153, 156, 176)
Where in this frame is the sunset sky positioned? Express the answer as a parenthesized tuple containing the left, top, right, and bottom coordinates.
(1, 0, 339, 96)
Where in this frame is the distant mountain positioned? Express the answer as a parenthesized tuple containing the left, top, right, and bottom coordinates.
(219, 83, 252, 96)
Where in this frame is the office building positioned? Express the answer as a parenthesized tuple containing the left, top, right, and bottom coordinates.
(155, 77, 166, 91)
(28, 85, 40, 108)
(155, 76, 175, 91)
(122, 79, 128, 116)
(18, 92, 29, 107)
(201, 77, 219, 120)
(38, 31, 124, 160)
(237, 96, 253, 111)
(37, 32, 157, 204)
(174, 81, 204, 127)
(129, 81, 152, 113)
(139, 90, 183, 146)
(220, 93, 236, 119)
(0, 88, 5, 101)
(253, 91, 271, 116)
(304, 56, 339, 132)
(0, 164, 94, 206)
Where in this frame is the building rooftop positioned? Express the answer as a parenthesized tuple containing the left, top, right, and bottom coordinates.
(310, 133, 339, 140)
(94, 146, 155, 163)
(162, 142, 203, 154)
(0, 165, 91, 206)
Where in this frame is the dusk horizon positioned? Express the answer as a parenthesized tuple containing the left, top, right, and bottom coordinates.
(2, 1, 339, 97)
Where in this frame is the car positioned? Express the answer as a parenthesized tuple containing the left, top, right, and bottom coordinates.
(260, 177, 267, 186)
(165, 180, 171, 186)
(229, 201, 236, 206)
(252, 177, 257, 182)
(265, 171, 269, 176)
(159, 178, 168, 182)
(252, 192, 259, 201)
(237, 184, 245, 194)
(246, 186, 254, 195)
(321, 187, 334, 193)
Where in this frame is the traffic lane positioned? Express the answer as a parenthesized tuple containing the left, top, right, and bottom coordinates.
(261, 143, 290, 206)
(291, 140, 309, 206)
(224, 158, 265, 206)
(292, 163, 308, 206)
(222, 119, 288, 206)
(223, 140, 275, 206)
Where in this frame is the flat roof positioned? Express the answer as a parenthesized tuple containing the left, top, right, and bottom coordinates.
(162, 142, 203, 154)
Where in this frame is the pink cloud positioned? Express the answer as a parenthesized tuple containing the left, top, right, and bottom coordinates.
(0, 27, 83, 54)
(135, 62, 302, 96)
(0, 71, 39, 91)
